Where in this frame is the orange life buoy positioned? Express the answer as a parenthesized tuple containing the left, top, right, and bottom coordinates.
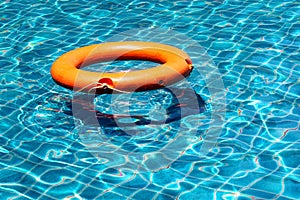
(50, 41, 193, 93)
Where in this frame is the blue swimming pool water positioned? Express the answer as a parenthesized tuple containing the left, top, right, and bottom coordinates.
(1, 0, 300, 199)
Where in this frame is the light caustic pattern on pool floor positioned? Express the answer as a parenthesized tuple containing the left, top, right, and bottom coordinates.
(0, 0, 300, 199)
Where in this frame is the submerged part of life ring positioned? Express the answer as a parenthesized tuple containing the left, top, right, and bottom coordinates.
(50, 41, 193, 93)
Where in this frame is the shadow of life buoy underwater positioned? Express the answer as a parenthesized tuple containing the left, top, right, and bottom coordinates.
(68, 87, 206, 130)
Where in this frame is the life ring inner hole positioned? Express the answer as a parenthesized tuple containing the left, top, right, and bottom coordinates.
(79, 60, 162, 73)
